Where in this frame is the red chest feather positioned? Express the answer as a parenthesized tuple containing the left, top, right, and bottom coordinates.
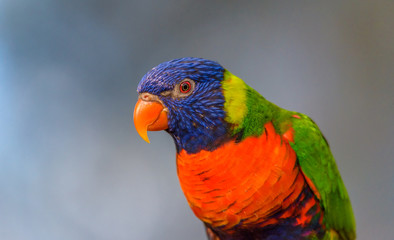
(176, 122, 321, 232)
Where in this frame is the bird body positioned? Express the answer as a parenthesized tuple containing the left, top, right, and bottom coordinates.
(177, 121, 324, 239)
(133, 58, 356, 240)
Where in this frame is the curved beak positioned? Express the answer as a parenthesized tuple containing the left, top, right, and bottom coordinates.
(133, 94, 168, 143)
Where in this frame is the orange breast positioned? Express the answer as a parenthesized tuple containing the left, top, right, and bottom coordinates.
(176, 122, 315, 231)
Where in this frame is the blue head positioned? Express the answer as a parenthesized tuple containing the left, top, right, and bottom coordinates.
(137, 57, 230, 153)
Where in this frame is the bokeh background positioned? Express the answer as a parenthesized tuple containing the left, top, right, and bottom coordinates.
(1, 1, 393, 239)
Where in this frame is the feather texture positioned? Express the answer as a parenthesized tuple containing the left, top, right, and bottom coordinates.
(136, 57, 356, 239)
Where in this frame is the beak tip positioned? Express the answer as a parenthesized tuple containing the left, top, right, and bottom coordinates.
(143, 136, 151, 144)
(136, 128, 151, 143)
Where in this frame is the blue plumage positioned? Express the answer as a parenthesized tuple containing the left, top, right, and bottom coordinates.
(138, 58, 224, 94)
(137, 58, 230, 153)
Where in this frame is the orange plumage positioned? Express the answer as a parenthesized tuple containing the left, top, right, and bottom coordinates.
(176, 122, 322, 234)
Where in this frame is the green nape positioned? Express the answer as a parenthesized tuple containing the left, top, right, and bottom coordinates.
(221, 70, 294, 139)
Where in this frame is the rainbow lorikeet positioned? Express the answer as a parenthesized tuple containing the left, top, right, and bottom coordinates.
(133, 58, 356, 240)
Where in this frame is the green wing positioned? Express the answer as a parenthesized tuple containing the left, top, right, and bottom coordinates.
(290, 114, 356, 240)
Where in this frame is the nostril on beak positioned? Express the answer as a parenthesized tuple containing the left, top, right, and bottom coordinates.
(141, 93, 152, 101)
(139, 92, 160, 102)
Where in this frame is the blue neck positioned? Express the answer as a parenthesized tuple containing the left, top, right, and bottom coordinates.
(163, 90, 232, 153)
(167, 120, 231, 154)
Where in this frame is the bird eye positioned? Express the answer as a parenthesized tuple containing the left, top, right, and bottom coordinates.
(180, 81, 191, 93)
(172, 79, 195, 98)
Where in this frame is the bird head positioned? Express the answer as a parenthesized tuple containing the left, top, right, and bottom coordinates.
(134, 57, 248, 153)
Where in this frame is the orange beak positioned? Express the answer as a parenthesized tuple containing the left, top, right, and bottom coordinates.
(133, 97, 168, 143)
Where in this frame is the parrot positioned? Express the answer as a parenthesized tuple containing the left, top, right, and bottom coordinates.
(133, 57, 356, 240)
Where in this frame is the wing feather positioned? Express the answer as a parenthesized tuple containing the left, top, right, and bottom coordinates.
(290, 114, 356, 240)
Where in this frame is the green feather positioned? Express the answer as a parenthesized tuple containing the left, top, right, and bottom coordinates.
(222, 70, 291, 139)
(222, 72, 356, 239)
(290, 114, 356, 240)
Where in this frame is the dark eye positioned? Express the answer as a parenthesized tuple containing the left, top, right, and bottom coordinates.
(180, 81, 191, 93)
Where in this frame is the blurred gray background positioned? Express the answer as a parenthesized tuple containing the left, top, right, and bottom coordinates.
(1, 1, 393, 240)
